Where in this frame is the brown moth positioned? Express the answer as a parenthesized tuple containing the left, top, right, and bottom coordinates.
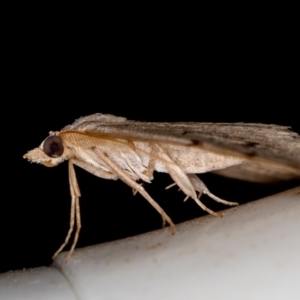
(24, 113, 300, 261)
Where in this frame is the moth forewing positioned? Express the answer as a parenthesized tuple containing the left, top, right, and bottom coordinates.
(66, 114, 300, 174)
(24, 113, 300, 261)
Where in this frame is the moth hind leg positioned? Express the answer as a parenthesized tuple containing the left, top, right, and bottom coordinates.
(157, 146, 226, 218)
(163, 167, 223, 217)
(187, 174, 239, 206)
(165, 173, 237, 217)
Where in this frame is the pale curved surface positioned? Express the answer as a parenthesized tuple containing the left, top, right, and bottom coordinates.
(1, 186, 299, 300)
(0, 267, 76, 300)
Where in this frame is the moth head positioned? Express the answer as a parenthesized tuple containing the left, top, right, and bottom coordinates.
(23, 134, 67, 167)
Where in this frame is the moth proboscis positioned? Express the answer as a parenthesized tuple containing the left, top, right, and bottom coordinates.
(24, 113, 300, 261)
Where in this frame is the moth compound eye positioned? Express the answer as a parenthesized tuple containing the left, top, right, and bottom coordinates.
(43, 136, 64, 158)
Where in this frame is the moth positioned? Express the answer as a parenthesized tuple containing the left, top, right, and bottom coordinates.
(24, 113, 300, 260)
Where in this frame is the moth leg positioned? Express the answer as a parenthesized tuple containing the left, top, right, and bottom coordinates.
(141, 151, 156, 180)
(165, 182, 177, 190)
(132, 183, 143, 196)
(165, 182, 181, 192)
(156, 145, 223, 217)
(52, 160, 81, 261)
(65, 161, 82, 261)
(74, 158, 141, 197)
(188, 174, 239, 206)
(91, 149, 176, 233)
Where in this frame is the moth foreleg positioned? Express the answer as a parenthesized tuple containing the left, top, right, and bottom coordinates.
(92, 149, 176, 233)
(187, 174, 239, 206)
(52, 160, 81, 261)
(65, 161, 82, 261)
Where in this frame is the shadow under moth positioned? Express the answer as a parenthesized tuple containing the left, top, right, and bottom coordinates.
(24, 113, 300, 260)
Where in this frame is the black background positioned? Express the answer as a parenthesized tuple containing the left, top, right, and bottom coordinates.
(1, 19, 299, 273)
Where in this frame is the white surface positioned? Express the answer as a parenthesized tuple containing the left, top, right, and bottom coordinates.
(0, 267, 76, 300)
(1, 186, 300, 299)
